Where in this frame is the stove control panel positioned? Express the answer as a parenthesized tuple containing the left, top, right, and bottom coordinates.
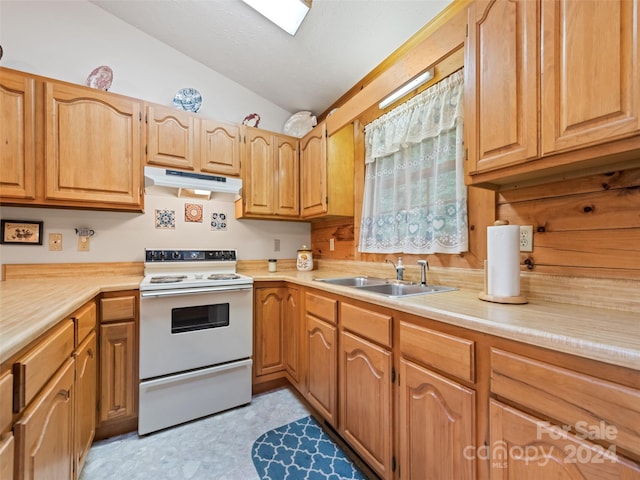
(145, 249, 237, 262)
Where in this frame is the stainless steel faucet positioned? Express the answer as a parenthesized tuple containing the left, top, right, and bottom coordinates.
(386, 257, 404, 280)
(417, 260, 429, 286)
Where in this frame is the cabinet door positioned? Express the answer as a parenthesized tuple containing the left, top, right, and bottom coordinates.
(100, 321, 136, 423)
(75, 331, 97, 476)
(0, 69, 36, 199)
(14, 358, 75, 480)
(200, 119, 241, 176)
(399, 358, 476, 480)
(146, 103, 196, 170)
(340, 331, 392, 479)
(283, 286, 302, 387)
(243, 128, 275, 215)
(274, 134, 299, 217)
(306, 314, 337, 426)
(300, 122, 327, 217)
(44, 82, 143, 208)
(465, 0, 539, 174)
(490, 400, 640, 479)
(541, 0, 640, 154)
(253, 287, 285, 377)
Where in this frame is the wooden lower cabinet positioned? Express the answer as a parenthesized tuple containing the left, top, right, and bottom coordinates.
(74, 331, 97, 475)
(283, 286, 303, 389)
(399, 358, 476, 479)
(14, 358, 75, 480)
(253, 287, 285, 379)
(339, 330, 393, 479)
(305, 315, 337, 426)
(99, 321, 136, 424)
(490, 400, 640, 479)
(97, 292, 138, 439)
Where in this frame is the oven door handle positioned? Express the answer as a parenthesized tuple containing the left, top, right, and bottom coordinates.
(141, 285, 253, 298)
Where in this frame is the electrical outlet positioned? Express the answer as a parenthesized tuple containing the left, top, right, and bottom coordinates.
(49, 233, 62, 251)
(273, 238, 280, 252)
(520, 225, 533, 252)
(78, 236, 90, 252)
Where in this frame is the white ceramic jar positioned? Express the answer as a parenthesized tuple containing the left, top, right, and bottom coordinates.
(296, 245, 313, 271)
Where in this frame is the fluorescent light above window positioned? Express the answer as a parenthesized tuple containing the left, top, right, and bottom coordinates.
(379, 67, 435, 109)
(241, 0, 311, 36)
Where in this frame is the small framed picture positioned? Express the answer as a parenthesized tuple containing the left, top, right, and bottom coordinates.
(1, 220, 44, 245)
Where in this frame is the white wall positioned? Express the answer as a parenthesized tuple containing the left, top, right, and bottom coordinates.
(0, 0, 291, 131)
(0, 0, 310, 270)
(0, 190, 310, 264)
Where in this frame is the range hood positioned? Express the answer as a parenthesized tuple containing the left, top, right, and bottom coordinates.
(144, 166, 242, 195)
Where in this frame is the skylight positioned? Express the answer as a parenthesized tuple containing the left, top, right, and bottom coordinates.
(241, 0, 311, 36)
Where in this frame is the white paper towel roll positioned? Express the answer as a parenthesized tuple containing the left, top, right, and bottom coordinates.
(487, 224, 520, 297)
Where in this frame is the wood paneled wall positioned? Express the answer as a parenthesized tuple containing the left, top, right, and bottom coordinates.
(311, 166, 640, 280)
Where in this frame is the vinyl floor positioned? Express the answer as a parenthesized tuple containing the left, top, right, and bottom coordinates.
(79, 387, 313, 480)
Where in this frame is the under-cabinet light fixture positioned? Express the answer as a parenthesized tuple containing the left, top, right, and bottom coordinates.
(379, 67, 435, 109)
(241, 0, 311, 36)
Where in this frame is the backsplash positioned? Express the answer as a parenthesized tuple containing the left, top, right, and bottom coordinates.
(0, 189, 310, 271)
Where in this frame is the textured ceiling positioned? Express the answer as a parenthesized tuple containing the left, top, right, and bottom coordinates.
(90, 0, 452, 116)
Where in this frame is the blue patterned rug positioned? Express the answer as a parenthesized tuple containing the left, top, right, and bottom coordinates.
(252, 415, 368, 480)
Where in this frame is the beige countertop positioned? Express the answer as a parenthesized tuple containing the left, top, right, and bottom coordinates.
(1, 268, 638, 371)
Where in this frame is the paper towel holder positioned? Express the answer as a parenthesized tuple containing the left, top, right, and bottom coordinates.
(479, 220, 528, 304)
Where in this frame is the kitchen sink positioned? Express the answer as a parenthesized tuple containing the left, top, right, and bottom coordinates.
(314, 277, 457, 297)
(356, 282, 457, 297)
(314, 276, 388, 287)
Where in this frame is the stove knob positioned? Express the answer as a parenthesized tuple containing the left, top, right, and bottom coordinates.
(159, 251, 166, 260)
(189, 252, 198, 259)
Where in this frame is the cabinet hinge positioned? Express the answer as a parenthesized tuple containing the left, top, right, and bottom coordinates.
(392, 455, 397, 472)
(325, 196, 329, 205)
(464, 147, 468, 161)
(139, 112, 143, 122)
(466, 23, 469, 37)
(391, 367, 396, 384)
(145, 145, 148, 155)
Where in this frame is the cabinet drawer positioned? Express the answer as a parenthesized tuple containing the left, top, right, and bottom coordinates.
(101, 296, 136, 322)
(305, 292, 337, 325)
(0, 372, 12, 432)
(74, 301, 96, 345)
(400, 321, 475, 383)
(491, 348, 640, 458)
(340, 303, 391, 348)
(13, 319, 74, 411)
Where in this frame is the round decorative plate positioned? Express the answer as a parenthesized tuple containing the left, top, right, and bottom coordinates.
(173, 88, 202, 112)
(86, 65, 113, 91)
(283, 111, 317, 137)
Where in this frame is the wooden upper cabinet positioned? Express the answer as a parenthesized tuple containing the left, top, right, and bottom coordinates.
(300, 122, 327, 217)
(44, 81, 143, 208)
(275, 135, 299, 216)
(300, 122, 354, 219)
(0, 69, 36, 199)
(239, 126, 300, 219)
(200, 119, 241, 176)
(465, 0, 640, 188)
(243, 127, 275, 215)
(541, 0, 640, 154)
(465, 0, 539, 173)
(146, 103, 196, 170)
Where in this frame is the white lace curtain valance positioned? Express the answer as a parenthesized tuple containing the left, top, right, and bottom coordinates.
(359, 69, 468, 255)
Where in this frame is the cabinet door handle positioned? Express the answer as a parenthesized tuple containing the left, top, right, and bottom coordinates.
(88, 348, 94, 358)
(59, 389, 70, 400)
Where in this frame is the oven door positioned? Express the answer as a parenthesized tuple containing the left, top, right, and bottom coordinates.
(139, 285, 253, 380)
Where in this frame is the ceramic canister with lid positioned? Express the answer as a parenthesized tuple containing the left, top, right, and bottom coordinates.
(296, 245, 313, 271)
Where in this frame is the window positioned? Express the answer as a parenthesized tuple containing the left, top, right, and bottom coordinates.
(359, 69, 467, 254)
